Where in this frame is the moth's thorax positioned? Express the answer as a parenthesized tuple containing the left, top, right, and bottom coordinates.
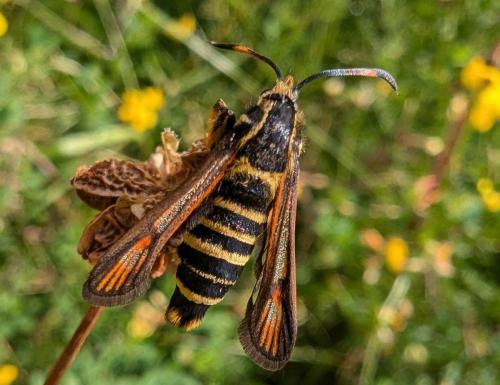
(240, 90, 296, 173)
(231, 75, 299, 142)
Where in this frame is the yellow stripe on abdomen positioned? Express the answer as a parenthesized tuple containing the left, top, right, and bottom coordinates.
(175, 278, 224, 306)
(212, 197, 268, 224)
(228, 156, 282, 196)
(200, 217, 258, 245)
(182, 232, 250, 266)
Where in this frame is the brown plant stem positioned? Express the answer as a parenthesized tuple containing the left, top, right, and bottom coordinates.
(44, 306, 103, 385)
(413, 101, 469, 215)
(431, 106, 469, 187)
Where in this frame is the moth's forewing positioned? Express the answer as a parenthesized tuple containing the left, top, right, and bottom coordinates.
(82, 120, 242, 307)
(239, 137, 300, 371)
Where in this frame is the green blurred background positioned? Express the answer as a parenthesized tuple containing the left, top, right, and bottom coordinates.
(1, 1, 499, 384)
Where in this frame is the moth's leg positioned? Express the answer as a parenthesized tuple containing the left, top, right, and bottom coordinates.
(151, 250, 168, 278)
(150, 246, 181, 278)
(205, 99, 235, 149)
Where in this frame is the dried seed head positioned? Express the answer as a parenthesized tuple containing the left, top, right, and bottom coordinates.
(72, 129, 211, 275)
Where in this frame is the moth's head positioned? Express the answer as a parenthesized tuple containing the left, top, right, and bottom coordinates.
(210, 41, 399, 101)
(259, 75, 296, 102)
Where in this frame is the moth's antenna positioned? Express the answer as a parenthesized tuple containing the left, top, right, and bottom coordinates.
(210, 42, 283, 80)
(294, 68, 398, 96)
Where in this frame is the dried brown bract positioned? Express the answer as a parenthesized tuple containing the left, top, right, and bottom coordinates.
(71, 129, 210, 277)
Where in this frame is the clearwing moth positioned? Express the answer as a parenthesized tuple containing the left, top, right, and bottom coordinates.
(74, 42, 398, 371)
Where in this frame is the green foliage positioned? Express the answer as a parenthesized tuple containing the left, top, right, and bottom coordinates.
(0, 1, 499, 384)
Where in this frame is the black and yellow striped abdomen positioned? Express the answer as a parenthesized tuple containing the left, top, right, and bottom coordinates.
(166, 98, 295, 330)
(166, 158, 280, 330)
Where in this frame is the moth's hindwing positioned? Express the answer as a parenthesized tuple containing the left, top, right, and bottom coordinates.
(239, 133, 301, 371)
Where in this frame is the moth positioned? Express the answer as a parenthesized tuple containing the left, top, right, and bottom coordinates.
(74, 42, 397, 370)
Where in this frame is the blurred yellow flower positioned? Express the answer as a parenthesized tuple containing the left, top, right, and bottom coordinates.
(142, 87, 165, 110)
(461, 57, 492, 90)
(177, 14, 196, 37)
(462, 56, 500, 132)
(127, 317, 155, 340)
(0, 364, 18, 385)
(168, 13, 196, 40)
(0, 12, 8, 37)
(385, 237, 409, 274)
(117, 87, 165, 132)
(480, 82, 500, 115)
(476, 178, 493, 195)
(482, 191, 500, 212)
(476, 178, 500, 212)
(127, 302, 164, 340)
(468, 105, 494, 132)
(468, 82, 500, 132)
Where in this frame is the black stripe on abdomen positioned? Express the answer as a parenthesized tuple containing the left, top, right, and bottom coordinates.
(176, 243, 245, 284)
(206, 206, 264, 236)
(189, 224, 254, 255)
(217, 173, 271, 211)
(176, 263, 233, 299)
